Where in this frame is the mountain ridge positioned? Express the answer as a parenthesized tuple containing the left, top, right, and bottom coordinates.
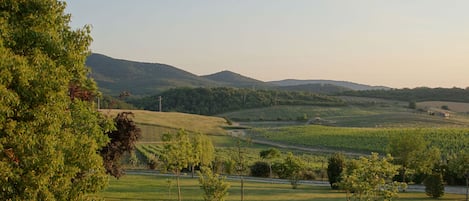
(86, 53, 390, 96)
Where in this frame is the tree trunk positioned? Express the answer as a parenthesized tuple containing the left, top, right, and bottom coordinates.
(465, 176, 468, 201)
(177, 169, 182, 201)
(241, 175, 244, 201)
(191, 164, 195, 178)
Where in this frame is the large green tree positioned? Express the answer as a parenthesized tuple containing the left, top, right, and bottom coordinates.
(0, 0, 113, 200)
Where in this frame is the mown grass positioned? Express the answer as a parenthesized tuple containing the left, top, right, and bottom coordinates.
(100, 109, 228, 135)
(96, 174, 466, 201)
(249, 125, 469, 155)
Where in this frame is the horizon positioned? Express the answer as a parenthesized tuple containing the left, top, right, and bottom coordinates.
(65, 1, 469, 89)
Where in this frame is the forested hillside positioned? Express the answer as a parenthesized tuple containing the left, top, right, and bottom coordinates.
(340, 87, 469, 102)
(130, 87, 345, 115)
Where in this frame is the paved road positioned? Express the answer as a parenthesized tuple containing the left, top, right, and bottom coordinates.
(126, 170, 467, 195)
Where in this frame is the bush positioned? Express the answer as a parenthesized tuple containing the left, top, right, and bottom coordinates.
(250, 161, 270, 178)
(424, 173, 445, 198)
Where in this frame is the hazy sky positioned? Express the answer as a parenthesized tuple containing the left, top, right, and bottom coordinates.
(65, 0, 469, 88)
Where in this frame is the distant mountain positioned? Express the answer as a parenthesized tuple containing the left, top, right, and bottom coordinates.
(86, 53, 391, 97)
(201, 70, 268, 87)
(269, 79, 390, 91)
(87, 53, 218, 96)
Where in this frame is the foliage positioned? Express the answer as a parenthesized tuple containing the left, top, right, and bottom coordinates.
(424, 173, 445, 198)
(132, 87, 345, 115)
(190, 133, 215, 177)
(339, 153, 407, 201)
(0, 0, 113, 200)
(250, 161, 270, 178)
(387, 132, 427, 182)
(448, 151, 469, 201)
(260, 148, 281, 179)
(273, 152, 306, 189)
(100, 112, 142, 178)
(327, 153, 345, 190)
(161, 130, 193, 201)
(198, 167, 230, 201)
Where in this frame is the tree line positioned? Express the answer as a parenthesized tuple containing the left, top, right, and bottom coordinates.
(130, 87, 346, 115)
(340, 87, 469, 102)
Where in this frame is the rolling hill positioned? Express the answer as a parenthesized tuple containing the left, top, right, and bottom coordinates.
(201, 70, 268, 87)
(86, 53, 390, 96)
(87, 53, 218, 96)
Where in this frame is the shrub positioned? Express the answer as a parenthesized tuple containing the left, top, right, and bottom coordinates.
(250, 161, 270, 177)
(424, 173, 445, 198)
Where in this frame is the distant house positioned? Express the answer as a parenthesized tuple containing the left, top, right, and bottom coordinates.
(427, 110, 450, 118)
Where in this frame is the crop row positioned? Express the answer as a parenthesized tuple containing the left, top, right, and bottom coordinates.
(249, 125, 469, 155)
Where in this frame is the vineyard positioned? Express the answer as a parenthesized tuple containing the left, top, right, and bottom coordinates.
(248, 125, 469, 155)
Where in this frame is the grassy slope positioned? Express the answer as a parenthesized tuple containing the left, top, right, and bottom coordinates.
(95, 174, 465, 201)
(101, 109, 228, 135)
(418, 101, 469, 113)
(220, 104, 469, 127)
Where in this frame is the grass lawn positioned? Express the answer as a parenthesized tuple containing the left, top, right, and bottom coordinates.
(96, 174, 466, 201)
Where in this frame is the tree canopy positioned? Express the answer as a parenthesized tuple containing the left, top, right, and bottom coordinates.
(0, 0, 113, 200)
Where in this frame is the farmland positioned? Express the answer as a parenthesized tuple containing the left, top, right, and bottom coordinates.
(247, 125, 469, 155)
(102, 107, 469, 200)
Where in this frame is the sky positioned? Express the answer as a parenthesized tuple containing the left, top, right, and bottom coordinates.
(65, 0, 469, 89)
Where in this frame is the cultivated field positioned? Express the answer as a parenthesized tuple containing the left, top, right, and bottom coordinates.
(248, 125, 469, 155)
(220, 104, 469, 128)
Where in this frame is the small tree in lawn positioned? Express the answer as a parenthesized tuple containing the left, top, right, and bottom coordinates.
(198, 167, 230, 201)
(327, 152, 346, 190)
(232, 138, 251, 201)
(161, 130, 192, 201)
(275, 152, 306, 189)
(190, 133, 215, 177)
(339, 153, 407, 201)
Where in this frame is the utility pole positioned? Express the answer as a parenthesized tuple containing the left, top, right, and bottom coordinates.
(158, 96, 162, 112)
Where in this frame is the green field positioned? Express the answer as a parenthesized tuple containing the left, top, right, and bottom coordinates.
(95, 174, 466, 201)
(248, 125, 469, 155)
(220, 104, 469, 127)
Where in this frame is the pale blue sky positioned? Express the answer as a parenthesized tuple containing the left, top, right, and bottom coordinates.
(65, 0, 469, 88)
